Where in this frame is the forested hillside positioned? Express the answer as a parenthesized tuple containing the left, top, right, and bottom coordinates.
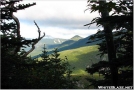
(38, 45, 103, 75)
(31, 35, 101, 59)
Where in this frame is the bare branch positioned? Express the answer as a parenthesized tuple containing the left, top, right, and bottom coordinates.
(34, 20, 41, 38)
(23, 21, 45, 57)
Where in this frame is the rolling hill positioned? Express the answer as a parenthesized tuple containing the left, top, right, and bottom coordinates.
(31, 35, 102, 59)
(38, 45, 108, 75)
(31, 34, 107, 75)
(57, 35, 101, 52)
(59, 45, 100, 74)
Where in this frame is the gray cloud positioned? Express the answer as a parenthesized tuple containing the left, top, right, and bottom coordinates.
(29, 17, 100, 30)
(15, 1, 101, 39)
(15, 1, 100, 30)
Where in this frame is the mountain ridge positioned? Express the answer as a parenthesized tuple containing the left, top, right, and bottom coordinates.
(31, 34, 101, 59)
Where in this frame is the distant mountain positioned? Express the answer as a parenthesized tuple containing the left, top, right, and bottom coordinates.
(47, 35, 83, 51)
(26, 38, 67, 56)
(56, 35, 101, 52)
(70, 35, 83, 41)
(43, 35, 83, 50)
(54, 38, 76, 49)
(31, 34, 102, 59)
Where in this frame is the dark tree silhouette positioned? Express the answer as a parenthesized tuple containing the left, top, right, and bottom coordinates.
(1, 0, 45, 88)
(1, 0, 77, 89)
(33, 45, 78, 89)
(85, 0, 133, 88)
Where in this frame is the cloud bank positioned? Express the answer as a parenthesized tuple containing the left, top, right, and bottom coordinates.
(15, 0, 100, 39)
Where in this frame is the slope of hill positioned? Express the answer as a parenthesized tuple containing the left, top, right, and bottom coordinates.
(31, 35, 102, 59)
(57, 35, 101, 52)
(30, 35, 83, 57)
(59, 45, 100, 75)
(27, 37, 67, 56)
(52, 35, 83, 50)
(37, 45, 107, 75)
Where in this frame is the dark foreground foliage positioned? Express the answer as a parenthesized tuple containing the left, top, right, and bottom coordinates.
(1, 0, 77, 89)
(85, 0, 133, 88)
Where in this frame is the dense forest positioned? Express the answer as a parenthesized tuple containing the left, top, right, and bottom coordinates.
(1, 0, 133, 89)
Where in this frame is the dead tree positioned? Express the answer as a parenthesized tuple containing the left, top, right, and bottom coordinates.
(4, 0, 45, 56)
(23, 21, 45, 57)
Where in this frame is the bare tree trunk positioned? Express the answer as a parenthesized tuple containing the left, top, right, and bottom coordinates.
(99, 0, 118, 87)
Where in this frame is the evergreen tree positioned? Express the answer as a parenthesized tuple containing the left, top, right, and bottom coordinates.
(1, 0, 45, 88)
(33, 45, 77, 89)
(85, 0, 133, 88)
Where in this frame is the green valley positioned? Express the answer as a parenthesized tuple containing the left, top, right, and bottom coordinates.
(31, 35, 104, 75)
(38, 45, 101, 75)
(59, 45, 100, 74)
(37, 45, 105, 88)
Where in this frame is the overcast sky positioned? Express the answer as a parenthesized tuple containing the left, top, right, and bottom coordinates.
(14, 0, 100, 39)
